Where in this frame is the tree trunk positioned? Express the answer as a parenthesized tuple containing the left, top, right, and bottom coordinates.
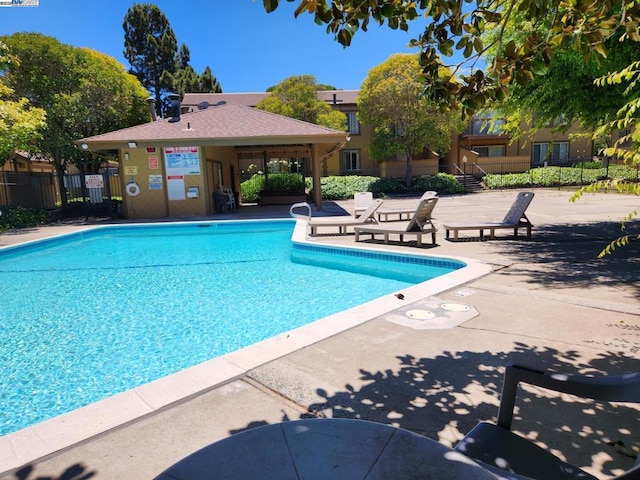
(405, 153, 413, 189)
(54, 156, 68, 211)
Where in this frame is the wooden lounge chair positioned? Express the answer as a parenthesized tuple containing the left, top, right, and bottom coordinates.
(376, 191, 438, 221)
(290, 199, 384, 236)
(354, 197, 438, 247)
(444, 191, 534, 240)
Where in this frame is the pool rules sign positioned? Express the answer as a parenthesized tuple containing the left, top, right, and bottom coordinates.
(164, 147, 200, 201)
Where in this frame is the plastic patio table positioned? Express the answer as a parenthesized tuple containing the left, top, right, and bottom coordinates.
(154, 418, 497, 479)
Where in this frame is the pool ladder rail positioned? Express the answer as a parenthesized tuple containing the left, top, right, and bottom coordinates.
(289, 202, 312, 222)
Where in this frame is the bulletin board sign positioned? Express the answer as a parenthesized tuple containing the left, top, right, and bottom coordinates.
(164, 146, 200, 176)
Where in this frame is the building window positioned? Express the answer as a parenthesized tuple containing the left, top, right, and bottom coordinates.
(552, 142, 569, 162)
(472, 146, 505, 157)
(532, 143, 549, 164)
(346, 112, 360, 135)
(342, 150, 360, 171)
(469, 114, 506, 135)
(533, 142, 569, 163)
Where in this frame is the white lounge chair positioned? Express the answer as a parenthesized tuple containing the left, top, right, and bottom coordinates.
(376, 191, 438, 221)
(353, 191, 373, 217)
(290, 199, 384, 236)
(444, 191, 534, 240)
(354, 197, 438, 247)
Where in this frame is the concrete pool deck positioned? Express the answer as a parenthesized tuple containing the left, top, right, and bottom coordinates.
(1, 188, 639, 479)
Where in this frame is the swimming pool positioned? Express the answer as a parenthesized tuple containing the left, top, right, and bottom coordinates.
(0, 220, 465, 436)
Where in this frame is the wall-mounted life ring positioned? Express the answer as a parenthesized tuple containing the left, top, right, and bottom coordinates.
(125, 182, 141, 197)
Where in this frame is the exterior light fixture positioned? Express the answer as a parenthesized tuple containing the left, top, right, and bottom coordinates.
(128, 141, 138, 148)
(81, 143, 89, 150)
(124, 152, 130, 161)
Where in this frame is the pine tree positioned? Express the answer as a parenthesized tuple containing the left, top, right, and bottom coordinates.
(123, 3, 178, 117)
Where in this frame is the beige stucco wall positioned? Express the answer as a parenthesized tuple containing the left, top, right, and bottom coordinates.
(121, 145, 239, 219)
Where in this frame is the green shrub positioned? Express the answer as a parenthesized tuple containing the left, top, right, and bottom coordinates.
(241, 173, 304, 202)
(484, 164, 640, 189)
(264, 172, 304, 193)
(0, 206, 49, 230)
(305, 173, 464, 200)
(240, 175, 265, 203)
(413, 173, 465, 194)
(572, 160, 603, 169)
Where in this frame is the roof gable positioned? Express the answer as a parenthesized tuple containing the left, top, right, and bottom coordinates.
(78, 101, 347, 148)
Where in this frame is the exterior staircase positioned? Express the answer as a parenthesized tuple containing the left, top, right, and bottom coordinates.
(455, 175, 484, 193)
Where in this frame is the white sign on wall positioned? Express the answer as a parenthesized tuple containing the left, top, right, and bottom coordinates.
(85, 175, 104, 189)
(164, 146, 200, 176)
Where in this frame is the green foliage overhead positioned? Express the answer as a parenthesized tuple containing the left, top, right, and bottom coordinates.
(257, 75, 347, 130)
(358, 53, 465, 187)
(263, 0, 640, 118)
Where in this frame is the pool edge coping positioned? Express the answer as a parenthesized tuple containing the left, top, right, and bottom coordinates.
(0, 219, 491, 474)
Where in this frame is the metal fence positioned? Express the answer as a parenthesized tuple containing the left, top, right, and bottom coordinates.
(0, 171, 123, 218)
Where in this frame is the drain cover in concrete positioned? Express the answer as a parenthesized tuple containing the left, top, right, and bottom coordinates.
(406, 309, 436, 320)
(386, 296, 478, 330)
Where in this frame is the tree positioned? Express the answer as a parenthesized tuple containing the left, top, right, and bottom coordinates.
(257, 75, 347, 130)
(359, 54, 465, 187)
(198, 66, 222, 94)
(479, 8, 639, 145)
(123, 3, 178, 117)
(0, 43, 46, 165)
(124, 5, 222, 107)
(263, 1, 640, 117)
(1, 33, 150, 209)
(167, 50, 223, 98)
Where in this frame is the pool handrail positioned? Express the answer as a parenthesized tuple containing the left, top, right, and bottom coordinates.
(290, 202, 311, 221)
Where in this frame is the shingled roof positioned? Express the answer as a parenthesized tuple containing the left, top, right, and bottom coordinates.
(77, 101, 348, 151)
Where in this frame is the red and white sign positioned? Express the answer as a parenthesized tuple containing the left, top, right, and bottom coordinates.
(85, 175, 104, 189)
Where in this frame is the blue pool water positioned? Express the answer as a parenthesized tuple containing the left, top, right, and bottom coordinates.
(0, 220, 464, 436)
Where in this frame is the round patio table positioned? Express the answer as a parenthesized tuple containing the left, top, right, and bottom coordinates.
(154, 418, 497, 479)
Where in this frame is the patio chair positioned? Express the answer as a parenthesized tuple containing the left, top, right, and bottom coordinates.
(290, 199, 384, 236)
(376, 191, 438, 222)
(444, 191, 534, 240)
(218, 185, 236, 210)
(353, 191, 373, 217)
(454, 363, 640, 480)
(354, 196, 438, 247)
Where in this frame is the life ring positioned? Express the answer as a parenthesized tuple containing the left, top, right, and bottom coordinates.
(125, 182, 141, 197)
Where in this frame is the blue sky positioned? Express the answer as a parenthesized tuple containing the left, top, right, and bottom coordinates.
(0, 0, 437, 92)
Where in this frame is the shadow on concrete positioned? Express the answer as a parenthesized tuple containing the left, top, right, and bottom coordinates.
(12, 463, 95, 480)
(233, 344, 640, 478)
(485, 221, 640, 296)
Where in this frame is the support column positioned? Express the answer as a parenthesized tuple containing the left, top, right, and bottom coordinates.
(311, 143, 322, 211)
